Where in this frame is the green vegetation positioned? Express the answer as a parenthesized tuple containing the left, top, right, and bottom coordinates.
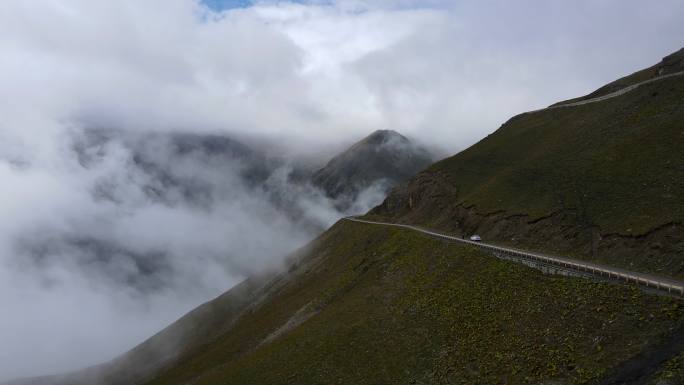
(25, 50, 684, 385)
(370, 62, 684, 279)
(422, 75, 683, 234)
(553, 47, 684, 106)
(654, 352, 684, 384)
(141, 221, 684, 384)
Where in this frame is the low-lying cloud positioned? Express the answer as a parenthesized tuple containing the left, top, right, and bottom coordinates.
(0, 128, 386, 380)
(1, 0, 684, 381)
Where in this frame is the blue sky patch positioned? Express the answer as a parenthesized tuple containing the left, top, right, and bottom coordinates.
(201, 0, 332, 12)
(202, 0, 254, 11)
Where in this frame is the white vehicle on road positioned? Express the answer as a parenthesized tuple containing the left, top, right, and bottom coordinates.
(469, 235, 482, 242)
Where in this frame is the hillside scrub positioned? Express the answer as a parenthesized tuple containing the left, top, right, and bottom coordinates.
(371, 74, 684, 279)
(144, 221, 684, 385)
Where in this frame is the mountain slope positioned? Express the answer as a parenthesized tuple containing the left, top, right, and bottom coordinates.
(371, 48, 684, 280)
(150, 222, 684, 385)
(14, 220, 684, 385)
(10, 49, 684, 385)
(312, 130, 433, 208)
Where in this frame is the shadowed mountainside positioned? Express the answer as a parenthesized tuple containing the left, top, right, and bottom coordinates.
(370, 47, 684, 280)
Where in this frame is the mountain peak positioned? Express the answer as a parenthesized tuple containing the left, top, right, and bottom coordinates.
(367, 129, 404, 139)
(312, 130, 432, 206)
(350, 130, 414, 155)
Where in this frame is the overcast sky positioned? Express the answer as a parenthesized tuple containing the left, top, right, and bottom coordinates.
(2, 0, 683, 157)
(1, 0, 683, 381)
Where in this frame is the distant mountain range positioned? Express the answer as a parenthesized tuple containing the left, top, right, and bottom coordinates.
(72, 127, 433, 229)
(22, 128, 434, 301)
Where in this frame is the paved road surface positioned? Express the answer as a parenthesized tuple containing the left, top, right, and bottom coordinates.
(345, 217, 684, 296)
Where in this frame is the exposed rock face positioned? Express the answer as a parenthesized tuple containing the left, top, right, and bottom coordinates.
(312, 130, 433, 209)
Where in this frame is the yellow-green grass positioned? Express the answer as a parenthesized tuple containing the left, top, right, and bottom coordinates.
(144, 221, 684, 385)
(420, 75, 684, 235)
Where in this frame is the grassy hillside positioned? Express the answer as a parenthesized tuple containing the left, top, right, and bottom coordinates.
(371, 53, 684, 278)
(114, 221, 684, 385)
(13, 50, 684, 385)
(380, 74, 684, 233)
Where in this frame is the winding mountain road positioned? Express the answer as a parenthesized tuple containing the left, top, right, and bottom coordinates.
(345, 217, 684, 296)
(525, 70, 684, 114)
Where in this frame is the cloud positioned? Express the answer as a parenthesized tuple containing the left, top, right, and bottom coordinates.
(0, 126, 385, 380)
(1, 0, 683, 380)
(3, 1, 683, 152)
